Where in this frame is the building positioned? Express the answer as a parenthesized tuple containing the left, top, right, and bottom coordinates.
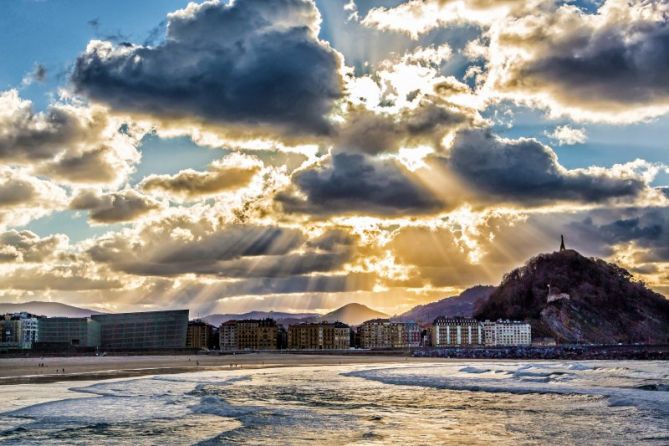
(210, 326, 220, 350)
(483, 320, 531, 346)
(390, 322, 422, 348)
(287, 322, 350, 350)
(1, 318, 21, 350)
(0, 313, 42, 350)
(20, 316, 40, 349)
(432, 317, 484, 347)
(277, 326, 287, 350)
(421, 326, 432, 347)
(359, 319, 392, 349)
(238, 319, 277, 350)
(37, 317, 101, 347)
(91, 310, 188, 350)
(547, 285, 570, 303)
(532, 337, 557, 346)
(219, 319, 278, 351)
(220, 320, 237, 351)
(186, 320, 215, 349)
(351, 327, 360, 348)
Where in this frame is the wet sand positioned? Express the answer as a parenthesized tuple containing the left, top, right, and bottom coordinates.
(0, 353, 444, 385)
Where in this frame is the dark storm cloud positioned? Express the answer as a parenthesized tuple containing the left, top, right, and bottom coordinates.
(88, 224, 303, 275)
(336, 100, 474, 154)
(70, 189, 160, 223)
(72, 0, 343, 135)
(444, 129, 646, 204)
(159, 251, 351, 278)
(280, 152, 444, 215)
(512, 24, 669, 107)
(87, 223, 353, 278)
(492, 1, 669, 118)
(568, 208, 669, 261)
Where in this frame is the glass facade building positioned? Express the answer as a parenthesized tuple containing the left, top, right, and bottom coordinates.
(91, 310, 188, 349)
(37, 317, 101, 347)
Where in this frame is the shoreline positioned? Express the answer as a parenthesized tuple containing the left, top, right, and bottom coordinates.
(2, 346, 668, 386)
(0, 353, 449, 386)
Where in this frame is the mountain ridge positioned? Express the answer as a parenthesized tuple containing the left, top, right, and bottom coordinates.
(318, 303, 388, 326)
(201, 311, 318, 327)
(397, 285, 495, 324)
(202, 303, 389, 327)
(0, 301, 103, 318)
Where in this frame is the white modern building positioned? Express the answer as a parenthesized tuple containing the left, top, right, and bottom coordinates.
(432, 317, 484, 346)
(483, 320, 532, 346)
(20, 317, 39, 349)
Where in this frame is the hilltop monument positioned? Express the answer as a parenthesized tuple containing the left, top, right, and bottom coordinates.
(560, 234, 566, 252)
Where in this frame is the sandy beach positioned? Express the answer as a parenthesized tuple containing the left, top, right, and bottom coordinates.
(0, 353, 448, 385)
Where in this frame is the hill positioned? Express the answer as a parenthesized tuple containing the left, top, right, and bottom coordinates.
(0, 301, 103, 318)
(398, 285, 495, 324)
(476, 249, 669, 344)
(201, 311, 317, 327)
(319, 303, 388, 326)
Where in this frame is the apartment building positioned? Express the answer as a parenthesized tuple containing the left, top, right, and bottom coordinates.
(186, 320, 215, 349)
(219, 319, 278, 350)
(0, 313, 42, 350)
(359, 319, 392, 349)
(287, 322, 350, 349)
(483, 320, 532, 346)
(432, 317, 484, 347)
(390, 321, 422, 348)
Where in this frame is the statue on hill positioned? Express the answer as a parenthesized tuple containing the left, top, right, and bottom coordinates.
(560, 234, 565, 252)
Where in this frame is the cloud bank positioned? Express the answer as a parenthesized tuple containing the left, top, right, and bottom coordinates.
(72, 0, 344, 136)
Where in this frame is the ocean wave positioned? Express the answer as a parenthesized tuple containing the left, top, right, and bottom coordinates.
(459, 366, 491, 374)
(1, 363, 666, 444)
(345, 362, 669, 416)
(636, 383, 669, 392)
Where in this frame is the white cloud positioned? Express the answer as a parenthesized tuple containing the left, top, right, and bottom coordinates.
(547, 125, 587, 145)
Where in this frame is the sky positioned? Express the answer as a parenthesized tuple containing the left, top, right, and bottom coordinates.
(1, 0, 669, 316)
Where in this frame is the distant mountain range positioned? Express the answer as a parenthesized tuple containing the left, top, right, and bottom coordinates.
(397, 285, 495, 324)
(0, 301, 103, 318)
(201, 303, 388, 327)
(201, 311, 319, 327)
(0, 300, 390, 327)
(476, 249, 669, 344)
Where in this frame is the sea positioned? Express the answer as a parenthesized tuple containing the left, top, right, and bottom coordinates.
(0, 360, 667, 445)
